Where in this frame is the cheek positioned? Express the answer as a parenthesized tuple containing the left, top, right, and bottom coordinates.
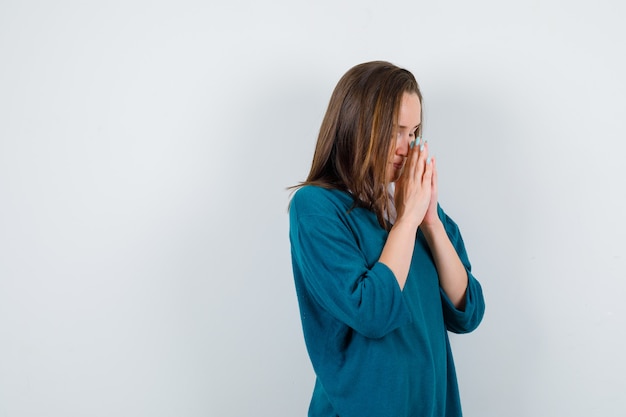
(392, 132, 402, 151)
(394, 132, 409, 154)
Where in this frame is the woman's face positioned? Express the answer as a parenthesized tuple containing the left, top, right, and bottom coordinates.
(387, 92, 421, 182)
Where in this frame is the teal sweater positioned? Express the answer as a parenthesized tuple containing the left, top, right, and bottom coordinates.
(289, 186, 485, 417)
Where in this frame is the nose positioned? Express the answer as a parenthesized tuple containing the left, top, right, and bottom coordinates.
(396, 133, 410, 156)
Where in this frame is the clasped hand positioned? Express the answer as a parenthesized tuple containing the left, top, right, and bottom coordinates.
(394, 139, 439, 228)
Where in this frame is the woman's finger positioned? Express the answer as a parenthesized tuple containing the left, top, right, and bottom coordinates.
(412, 138, 427, 181)
(430, 156, 437, 189)
(422, 149, 433, 185)
(417, 139, 430, 181)
(407, 139, 419, 180)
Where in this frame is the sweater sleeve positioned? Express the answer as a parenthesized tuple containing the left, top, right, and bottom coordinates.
(437, 205, 486, 334)
(289, 190, 412, 340)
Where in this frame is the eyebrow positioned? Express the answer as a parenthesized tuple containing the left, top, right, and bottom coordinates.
(398, 124, 421, 130)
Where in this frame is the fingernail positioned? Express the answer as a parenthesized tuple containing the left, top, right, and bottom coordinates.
(410, 140, 415, 149)
(419, 139, 425, 151)
(427, 156, 431, 164)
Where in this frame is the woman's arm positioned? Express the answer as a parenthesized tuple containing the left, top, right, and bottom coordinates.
(378, 218, 419, 290)
(379, 140, 432, 290)
(420, 157, 468, 309)
(421, 220, 468, 309)
(381, 140, 469, 305)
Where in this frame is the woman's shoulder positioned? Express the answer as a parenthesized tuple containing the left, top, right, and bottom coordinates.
(290, 185, 352, 216)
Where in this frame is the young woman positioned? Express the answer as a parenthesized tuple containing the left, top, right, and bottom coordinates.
(288, 61, 485, 417)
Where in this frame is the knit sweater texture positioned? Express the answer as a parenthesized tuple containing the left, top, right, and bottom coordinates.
(289, 185, 485, 417)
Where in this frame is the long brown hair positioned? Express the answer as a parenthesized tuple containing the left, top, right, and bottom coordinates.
(291, 61, 423, 229)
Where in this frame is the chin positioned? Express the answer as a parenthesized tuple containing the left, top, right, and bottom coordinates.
(390, 171, 401, 183)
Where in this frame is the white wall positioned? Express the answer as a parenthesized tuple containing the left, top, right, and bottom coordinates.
(1, 1, 625, 416)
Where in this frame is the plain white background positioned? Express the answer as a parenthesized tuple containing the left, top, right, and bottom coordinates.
(1, 1, 625, 416)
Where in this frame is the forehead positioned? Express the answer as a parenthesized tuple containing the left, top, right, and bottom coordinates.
(397, 92, 421, 126)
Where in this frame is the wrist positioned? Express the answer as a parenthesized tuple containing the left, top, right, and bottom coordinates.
(419, 218, 445, 239)
(392, 215, 421, 233)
